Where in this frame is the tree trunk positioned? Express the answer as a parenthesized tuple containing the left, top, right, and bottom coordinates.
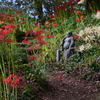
(35, 0, 43, 20)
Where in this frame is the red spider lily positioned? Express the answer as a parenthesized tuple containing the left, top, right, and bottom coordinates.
(38, 59, 42, 63)
(0, 28, 2, 31)
(96, 10, 100, 13)
(27, 56, 36, 60)
(20, 21, 25, 23)
(17, 14, 20, 16)
(80, 15, 84, 19)
(15, 10, 21, 13)
(75, 18, 80, 21)
(0, 6, 6, 8)
(0, 35, 4, 41)
(49, 19, 55, 22)
(45, 24, 50, 27)
(0, 21, 4, 23)
(6, 20, 13, 23)
(56, 2, 70, 10)
(34, 30, 44, 35)
(22, 40, 31, 44)
(47, 35, 54, 38)
(52, 24, 58, 27)
(0, 30, 9, 36)
(49, 15, 56, 19)
(19, 17, 23, 20)
(2, 24, 17, 29)
(89, 7, 92, 9)
(75, 11, 82, 14)
(59, 6, 66, 10)
(45, 20, 49, 22)
(3, 74, 23, 88)
(7, 29, 14, 33)
(5, 39, 14, 44)
(11, 14, 14, 16)
(37, 53, 45, 57)
(36, 22, 42, 26)
(26, 30, 34, 34)
(34, 25, 40, 29)
(44, 30, 50, 33)
(27, 46, 34, 51)
(61, 22, 64, 25)
(37, 40, 47, 45)
(73, 35, 79, 39)
(55, 75, 63, 79)
(35, 35, 46, 40)
(25, 33, 29, 37)
(33, 44, 41, 49)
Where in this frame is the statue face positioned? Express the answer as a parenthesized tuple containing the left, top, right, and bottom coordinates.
(67, 32, 72, 37)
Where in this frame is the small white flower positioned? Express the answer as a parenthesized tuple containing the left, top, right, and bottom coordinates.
(78, 26, 100, 43)
(85, 43, 92, 50)
(79, 45, 85, 52)
(94, 12, 100, 19)
(78, 30, 86, 37)
(97, 26, 100, 37)
(84, 27, 93, 34)
(78, 0, 85, 4)
(79, 43, 92, 52)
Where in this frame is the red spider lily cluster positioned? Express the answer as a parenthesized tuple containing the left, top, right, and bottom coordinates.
(3, 74, 24, 88)
(2, 24, 17, 29)
(0, 21, 4, 23)
(75, 10, 84, 21)
(33, 44, 41, 49)
(37, 40, 47, 45)
(75, 18, 80, 21)
(47, 35, 54, 38)
(0, 23, 17, 41)
(27, 55, 36, 60)
(35, 35, 46, 40)
(55, 0, 80, 15)
(75, 11, 82, 14)
(73, 35, 79, 39)
(27, 45, 41, 51)
(52, 24, 58, 27)
(5, 39, 14, 45)
(33, 30, 44, 35)
(96, 10, 100, 13)
(75, 15, 85, 21)
(0, 12, 17, 42)
(55, 75, 63, 79)
(21, 28, 54, 63)
(22, 40, 31, 44)
(0, 13, 15, 21)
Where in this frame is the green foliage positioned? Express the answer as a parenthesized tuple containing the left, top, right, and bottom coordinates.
(65, 45, 100, 74)
(88, 61, 100, 71)
(18, 86, 37, 100)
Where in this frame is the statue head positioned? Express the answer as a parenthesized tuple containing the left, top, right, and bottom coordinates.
(67, 31, 72, 37)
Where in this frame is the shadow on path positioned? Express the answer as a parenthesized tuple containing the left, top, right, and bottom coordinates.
(37, 71, 100, 100)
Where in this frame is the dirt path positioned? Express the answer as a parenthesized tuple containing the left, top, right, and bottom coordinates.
(37, 71, 100, 100)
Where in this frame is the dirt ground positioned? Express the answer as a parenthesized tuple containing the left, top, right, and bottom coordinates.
(37, 71, 100, 100)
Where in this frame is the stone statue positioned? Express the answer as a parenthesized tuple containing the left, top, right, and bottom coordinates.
(60, 31, 74, 59)
(36, 15, 41, 25)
